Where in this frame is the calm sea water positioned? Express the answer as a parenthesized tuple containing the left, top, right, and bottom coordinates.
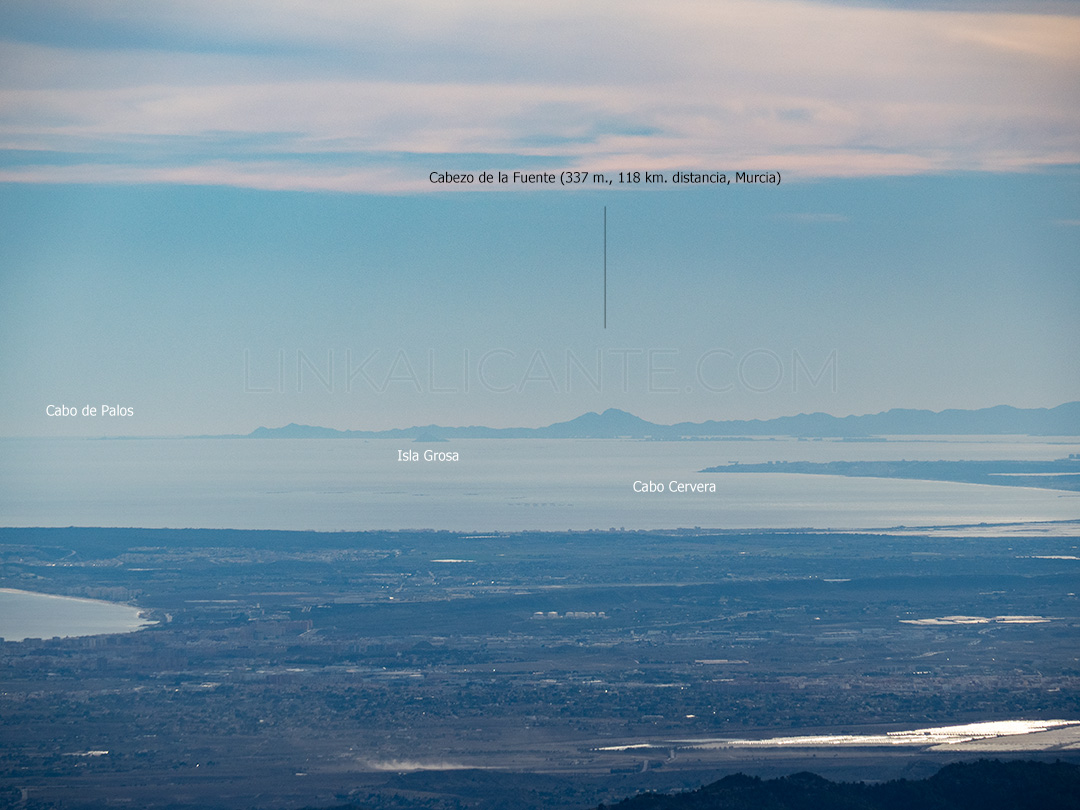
(0, 588, 152, 642)
(1, 436, 1078, 532)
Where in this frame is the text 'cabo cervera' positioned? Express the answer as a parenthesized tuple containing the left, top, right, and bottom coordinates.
(634, 480, 717, 493)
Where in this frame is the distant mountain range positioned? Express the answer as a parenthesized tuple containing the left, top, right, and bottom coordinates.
(241, 401, 1080, 439)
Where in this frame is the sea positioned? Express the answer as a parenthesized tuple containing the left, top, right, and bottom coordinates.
(1, 435, 1078, 532)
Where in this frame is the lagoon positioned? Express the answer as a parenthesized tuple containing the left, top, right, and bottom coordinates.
(0, 588, 153, 643)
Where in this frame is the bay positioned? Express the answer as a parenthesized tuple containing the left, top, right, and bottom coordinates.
(1, 436, 1078, 532)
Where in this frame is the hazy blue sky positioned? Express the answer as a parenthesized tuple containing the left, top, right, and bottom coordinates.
(1, 0, 1077, 436)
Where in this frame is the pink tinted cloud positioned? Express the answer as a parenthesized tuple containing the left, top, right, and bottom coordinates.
(0, 0, 1077, 190)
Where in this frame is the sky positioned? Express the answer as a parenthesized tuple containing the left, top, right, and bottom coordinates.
(0, 0, 1078, 436)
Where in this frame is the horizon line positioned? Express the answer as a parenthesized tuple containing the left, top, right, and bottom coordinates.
(6, 400, 1078, 441)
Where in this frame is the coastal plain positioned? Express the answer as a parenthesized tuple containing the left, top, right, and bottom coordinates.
(1, 524, 1078, 809)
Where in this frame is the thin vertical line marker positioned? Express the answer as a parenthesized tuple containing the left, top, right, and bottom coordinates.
(603, 206, 607, 329)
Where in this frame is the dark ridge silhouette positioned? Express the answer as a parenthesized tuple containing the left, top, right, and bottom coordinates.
(240, 402, 1080, 440)
(592, 760, 1080, 810)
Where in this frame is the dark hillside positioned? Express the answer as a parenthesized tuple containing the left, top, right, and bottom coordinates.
(594, 760, 1080, 810)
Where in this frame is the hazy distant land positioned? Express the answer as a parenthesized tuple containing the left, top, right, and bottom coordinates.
(236, 402, 1080, 441)
(702, 458, 1080, 492)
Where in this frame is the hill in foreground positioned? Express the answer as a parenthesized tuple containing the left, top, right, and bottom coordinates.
(593, 759, 1080, 810)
